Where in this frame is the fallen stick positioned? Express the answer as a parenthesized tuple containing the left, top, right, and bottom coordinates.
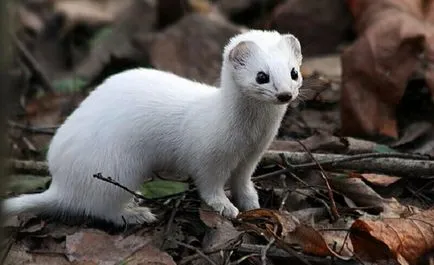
(269, 134, 381, 154)
(260, 151, 434, 177)
(6, 159, 49, 176)
(6, 151, 434, 177)
(12, 34, 54, 94)
(237, 244, 357, 265)
(7, 120, 57, 135)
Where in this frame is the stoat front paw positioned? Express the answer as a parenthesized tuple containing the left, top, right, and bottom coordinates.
(237, 197, 260, 211)
(205, 199, 240, 219)
(120, 206, 158, 225)
(233, 185, 260, 211)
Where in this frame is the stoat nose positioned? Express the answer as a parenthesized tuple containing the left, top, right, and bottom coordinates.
(276, 92, 292, 103)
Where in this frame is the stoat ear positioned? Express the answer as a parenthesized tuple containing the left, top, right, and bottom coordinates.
(280, 34, 302, 66)
(228, 41, 259, 69)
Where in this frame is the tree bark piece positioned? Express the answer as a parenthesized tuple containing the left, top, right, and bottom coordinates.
(6, 160, 49, 176)
(262, 151, 434, 177)
(8, 151, 434, 177)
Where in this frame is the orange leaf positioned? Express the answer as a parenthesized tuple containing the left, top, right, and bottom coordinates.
(350, 208, 434, 264)
(237, 209, 352, 260)
(341, 0, 434, 138)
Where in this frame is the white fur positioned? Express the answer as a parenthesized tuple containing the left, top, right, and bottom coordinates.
(2, 30, 303, 226)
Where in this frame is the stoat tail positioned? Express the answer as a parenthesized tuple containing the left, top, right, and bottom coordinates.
(2, 189, 58, 217)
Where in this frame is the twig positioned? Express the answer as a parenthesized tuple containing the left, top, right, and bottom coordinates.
(167, 238, 218, 265)
(230, 253, 259, 265)
(0, 238, 14, 265)
(295, 140, 339, 221)
(179, 254, 203, 265)
(238, 244, 359, 265)
(92, 173, 156, 203)
(12, 34, 54, 94)
(161, 193, 186, 249)
(8, 120, 57, 135)
(261, 237, 275, 265)
(278, 175, 290, 212)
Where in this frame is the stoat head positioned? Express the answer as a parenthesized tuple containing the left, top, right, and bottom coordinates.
(223, 30, 303, 104)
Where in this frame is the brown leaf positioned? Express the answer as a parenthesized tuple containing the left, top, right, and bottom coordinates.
(65, 229, 174, 265)
(267, 0, 352, 56)
(3, 250, 71, 265)
(118, 244, 176, 265)
(199, 209, 243, 252)
(53, 0, 134, 30)
(149, 12, 242, 85)
(350, 209, 434, 264)
(360, 173, 401, 187)
(237, 209, 352, 260)
(341, 0, 434, 138)
(330, 175, 410, 217)
(74, 0, 156, 82)
(18, 5, 44, 34)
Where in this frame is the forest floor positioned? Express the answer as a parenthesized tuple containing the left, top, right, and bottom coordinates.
(1, 0, 434, 265)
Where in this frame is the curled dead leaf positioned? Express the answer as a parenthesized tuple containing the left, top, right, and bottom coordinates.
(350, 208, 434, 264)
(237, 209, 352, 260)
(341, 0, 434, 138)
(330, 175, 410, 218)
(360, 173, 401, 187)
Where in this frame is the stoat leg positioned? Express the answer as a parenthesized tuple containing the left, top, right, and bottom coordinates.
(195, 168, 239, 218)
(230, 159, 261, 211)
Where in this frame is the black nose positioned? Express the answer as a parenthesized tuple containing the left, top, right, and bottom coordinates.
(276, 92, 292, 103)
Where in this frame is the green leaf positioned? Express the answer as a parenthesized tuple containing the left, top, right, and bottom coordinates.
(140, 180, 188, 199)
(52, 77, 88, 93)
(6, 175, 51, 195)
(89, 27, 113, 48)
(373, 144, 398, 153)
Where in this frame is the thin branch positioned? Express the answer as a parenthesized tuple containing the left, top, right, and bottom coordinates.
(8, 120, 57, 135)
(230, 253, 259, 265)
(167, 238, 218, 265)
(11, 34, 54, 94)
(92, 173, 157, 204)
(237, 244, 358, 265)
(295, 139, 339, 221)
(261, 237, 275, 265)
(161, 193, 186, 249)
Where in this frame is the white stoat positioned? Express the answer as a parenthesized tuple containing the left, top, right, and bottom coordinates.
(2, 30, 303, 226)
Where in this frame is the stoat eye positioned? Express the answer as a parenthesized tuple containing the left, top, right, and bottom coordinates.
(256, 71, 269, 84)
(291, 68, 299, 80)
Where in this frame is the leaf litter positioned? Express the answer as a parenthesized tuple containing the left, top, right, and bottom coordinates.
(3, 0, 434, 264)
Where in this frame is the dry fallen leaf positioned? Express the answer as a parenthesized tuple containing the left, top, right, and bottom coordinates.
(237, 209, 352, 260)
(54, 0, 134, 32)
(341, 0, 434, 138)
(330, 175, 410, 218)
(199, 209, 243, 252)
(350, 208, 434, 264)
(65, 229, 175, 265)
(74, 0, 156, 83)
(360, 173, 401, 187)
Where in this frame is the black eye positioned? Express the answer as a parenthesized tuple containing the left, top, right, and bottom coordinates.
(256, 71, 269, 84)
(291, 68, 298, 80)
(291, 68, 299, 80)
